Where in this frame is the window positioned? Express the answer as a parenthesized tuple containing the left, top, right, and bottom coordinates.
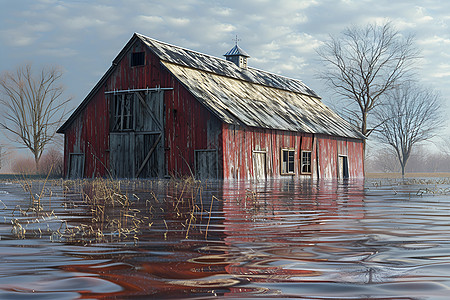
(301, 151, 312, 174)
(281, 148, 295, 174)
(131, 52, 145, 67)
(111, 93, 134, 131)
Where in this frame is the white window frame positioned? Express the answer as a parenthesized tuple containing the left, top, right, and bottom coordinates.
(301, 150, 312, 174)
(281, 148, 295, 175)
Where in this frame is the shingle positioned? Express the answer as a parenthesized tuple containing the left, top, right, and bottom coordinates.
(137, 33, 363, 140)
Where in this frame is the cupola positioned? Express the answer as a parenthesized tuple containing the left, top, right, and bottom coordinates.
(224, 42, 250, 69)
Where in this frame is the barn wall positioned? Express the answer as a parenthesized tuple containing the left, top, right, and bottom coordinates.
(347, 138, 365, 178)
(163, 74, 222, 178)
(316, 136, 338, 178)
(316, 134, 364, 179)
(222, 126, 364, 179)
(63, 38, 222, 178)
(222, 124, 315, 179)
(63, 84, 109, 178)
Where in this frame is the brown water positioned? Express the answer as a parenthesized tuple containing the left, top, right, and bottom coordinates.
(0, 178, 449, 299)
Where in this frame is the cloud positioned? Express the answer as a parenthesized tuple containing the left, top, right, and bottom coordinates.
(137, 15, 164, 24)
(2, 0, 450, 130)
(166, 17, 191, 27)
(38, 47, 78, 58)
(0, 21, 52, 47)
(415, 6, 434, 23)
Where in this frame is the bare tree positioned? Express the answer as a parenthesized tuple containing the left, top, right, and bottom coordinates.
(375, 81, 443, 177)
(366, 147, 400, 173)
(317, 21, 420, 152)
(0, 64, 71, 171)
(39, 147, 64, 177)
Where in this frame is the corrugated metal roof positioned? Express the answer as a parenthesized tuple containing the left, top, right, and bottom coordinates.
(138, 34, 363, 139)
(162, 61, 363, 139)
(136, 33, 318, 97)
(224, 45, 250, 57)
(58, 33, 363, 140)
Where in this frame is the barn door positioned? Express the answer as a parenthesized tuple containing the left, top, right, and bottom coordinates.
(253, 151, 266, 180)
(68, 153, 85, 179)
(110, 133, 134, 178)
(195, 150, 218, 179)
(134, 91, 164, 178)
(109, 91, 164, 178)
(338, 155, 349, 179)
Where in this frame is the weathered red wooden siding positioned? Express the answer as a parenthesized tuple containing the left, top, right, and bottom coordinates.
(163, 74, 222, 177)
(316, 135, 364, 178)
(63, 38, 221, 178)
(221, 124, 315, 179)
(317, 135, 338, 178)
(221, 127, 364, 179)
(63, 84, 109, 178)
(347, 138, 365, 178)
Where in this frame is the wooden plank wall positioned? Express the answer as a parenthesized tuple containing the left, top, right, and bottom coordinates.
(221, 124, 315, 179)
(316, 134, 364, 178)
(222, 126, 364, 179)
(162, 68, 222, 178)
(63, 84, 110, 178)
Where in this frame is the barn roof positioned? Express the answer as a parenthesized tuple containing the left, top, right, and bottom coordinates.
(58, 33, 363, 140)
(136, 33, 364, 139)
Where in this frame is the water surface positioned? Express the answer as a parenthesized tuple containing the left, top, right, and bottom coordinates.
(0, 177, 449, 299)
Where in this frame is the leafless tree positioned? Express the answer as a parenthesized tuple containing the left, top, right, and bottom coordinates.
(0, 64, 71, 171)
(317, 21, 420, 152)
(39, 147, 64, 177)
(375, 81, 443, 177)
(366, 147, 400, 173)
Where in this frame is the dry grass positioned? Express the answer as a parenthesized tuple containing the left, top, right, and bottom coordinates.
(9, 176, 220, 244)
(366, 172, 450, 179)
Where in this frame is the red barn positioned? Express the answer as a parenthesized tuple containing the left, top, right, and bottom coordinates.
(57, 33, 365, 179)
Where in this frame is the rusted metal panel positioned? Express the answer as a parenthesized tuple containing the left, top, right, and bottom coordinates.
(137, 34, 317, 97)
(161, 62, 362, 140)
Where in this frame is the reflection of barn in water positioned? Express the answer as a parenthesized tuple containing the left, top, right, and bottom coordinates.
(56, 180, 369, 297)
(58, 33, 364, 179)
(220, 180, 367, 283)
(222, 180, 365, 244)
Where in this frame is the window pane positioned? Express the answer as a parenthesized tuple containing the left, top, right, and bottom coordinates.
(288, 150, 294, 173)
(281, 149, 295, 174)
(282, 150, 288, 173)
(302, 151, 311, 174)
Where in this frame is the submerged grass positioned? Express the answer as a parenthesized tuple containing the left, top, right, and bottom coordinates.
(7, 176, 222, 245)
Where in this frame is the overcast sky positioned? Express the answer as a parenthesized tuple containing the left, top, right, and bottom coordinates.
(1, 0, 450, 146)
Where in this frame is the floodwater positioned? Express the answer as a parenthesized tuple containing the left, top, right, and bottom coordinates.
(0, 177, 450, 299)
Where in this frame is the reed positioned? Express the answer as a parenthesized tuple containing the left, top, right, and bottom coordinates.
(8, 176, 220, 244)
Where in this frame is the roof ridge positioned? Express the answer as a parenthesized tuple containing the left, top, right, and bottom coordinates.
(136, 32, 318, 98)
(135, 32, 232, 63)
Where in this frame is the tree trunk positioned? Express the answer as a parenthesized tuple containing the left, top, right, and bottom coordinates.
(361, 111, 368, 158)
(35, 154, 39, 174)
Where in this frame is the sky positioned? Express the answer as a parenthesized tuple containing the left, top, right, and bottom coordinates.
(1, 0, 450, 156)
